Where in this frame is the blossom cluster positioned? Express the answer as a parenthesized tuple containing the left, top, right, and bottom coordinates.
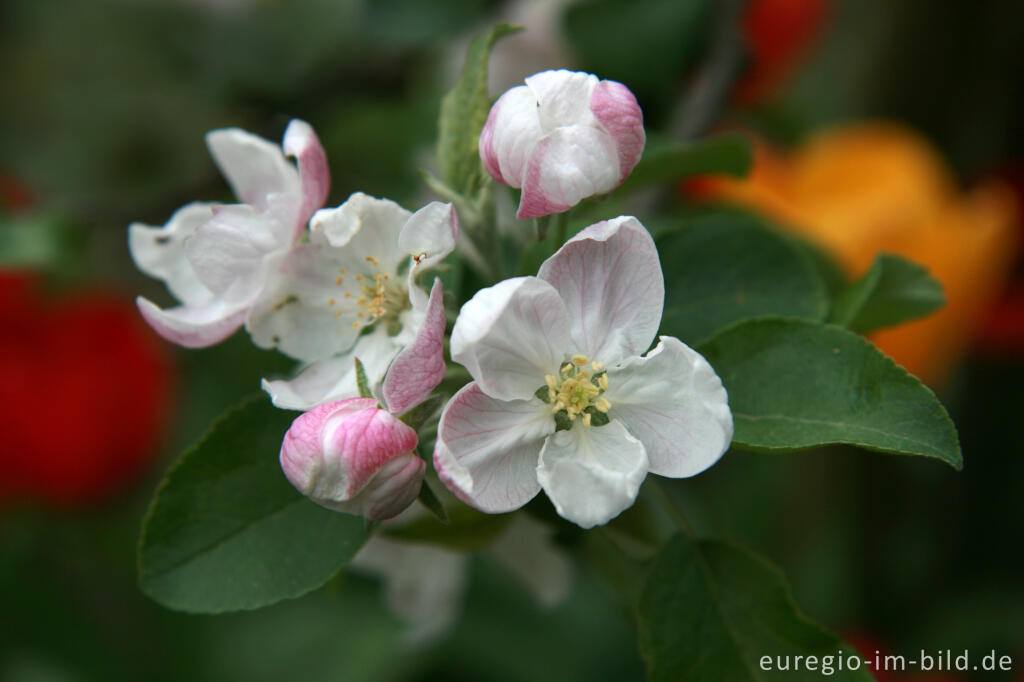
(130, 69, 732, 530)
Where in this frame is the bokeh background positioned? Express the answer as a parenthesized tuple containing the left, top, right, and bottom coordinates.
(1, 0, 1022, 680)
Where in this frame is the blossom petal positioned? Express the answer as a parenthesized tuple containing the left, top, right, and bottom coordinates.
(383, 278, 446, 414)
(537, 216, 663, 362)
(205, 127, 300, 210)
(590, 79, 645, 183)
(451, 277, 571, 401)
(518, 125, 620, 219)
(525, 69, 600, 131)
(283, 119, 330, 233)
(128, 202, 215, 305)
(488, 515, 572, 608)
(312, 193, 411, 274)
(434, 382, 553, 513)
(480, 85, 545, 187)
(184, 204, 282, 306)
(604, 336, 732, 478)
(136, 296, 245, 348)
(397, 202, 459, 271)
(261, 329, 401, 410)
(536, 420, 648, 529)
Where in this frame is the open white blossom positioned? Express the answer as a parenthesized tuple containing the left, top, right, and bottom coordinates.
(256, 193, 458, 413)
(434, 217, 733, 528)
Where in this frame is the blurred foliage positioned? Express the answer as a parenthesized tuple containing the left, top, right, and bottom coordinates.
(1, 0, 1022, 679)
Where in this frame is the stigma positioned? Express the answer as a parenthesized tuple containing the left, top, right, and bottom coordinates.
(543, 355, 611, 428)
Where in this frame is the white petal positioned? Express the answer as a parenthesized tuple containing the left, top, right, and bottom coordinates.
(479, 85, 545, 188)
(604, 336, 732, 478)
(433, 382, 553, 513)
(350, 536, 466, 645)
(261, 330, 401, 410)
(397, 201, 459, 271)
(205, 127, 300, 209)
(450, 277, 571, 401)
(136, 296, 245, 348)
(537, 216, 663, 362)
(184, 204, 281, 306)
(525, 69, 600, 131)
(312, 192, 411, 274)
(128, 202, 215, 306)
(536, 420, 648, 529)
(517, 125, 620, 219)
(488, 515, 572, 608)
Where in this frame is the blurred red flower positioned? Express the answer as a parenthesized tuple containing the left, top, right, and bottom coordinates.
(0, 272, 175, 507)
(735, 0, 829, 102)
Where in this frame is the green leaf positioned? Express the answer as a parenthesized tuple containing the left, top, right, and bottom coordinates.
(638, 534, 875, 681)
(437, 22, 521, 196)
(398, 393, 446, 432)
(383, 504, 512, 552)
(618, 133, 753, 192)
(658, 211, 829, 345)
(698, 318, 962, 468)
(138, 396, 368, 613)
(830, 253, 945, 333)
(354, 356, 372, 399)
(416, 481, 450, 525)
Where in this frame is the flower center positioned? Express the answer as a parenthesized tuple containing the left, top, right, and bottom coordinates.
(540, 354, 611, 429)
(330, 256, 410, 334)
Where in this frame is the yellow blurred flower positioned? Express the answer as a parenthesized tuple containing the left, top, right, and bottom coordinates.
(698, 123, 1018, 384)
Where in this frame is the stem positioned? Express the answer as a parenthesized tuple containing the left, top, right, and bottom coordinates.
(553, 211, 568, 246)
(649, 479, 697, 538)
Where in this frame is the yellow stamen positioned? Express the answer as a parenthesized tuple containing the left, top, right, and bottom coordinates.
(365, 255, 379, 266)
(583, 412, 592, 427)
(598, 374, 609, 391)
(591, 361, 604, 371)
(335, 276, 343, 285)
(352, 321, 360, 328)
(571, 354, 589, 366)
(328, 298, 335, 307)
(541, 355, 612, 425)
(595, 397, 611, 413)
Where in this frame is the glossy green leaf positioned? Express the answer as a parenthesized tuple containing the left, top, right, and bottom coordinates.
(437, 22, 521, 196)
(139, 397, 368, 613)
(698, 318, 962, 468)
(658, 212, 829, 345)
(830, 253, 945, 333)
(618, 133, 753, 192)
(638, 534, 876, 681)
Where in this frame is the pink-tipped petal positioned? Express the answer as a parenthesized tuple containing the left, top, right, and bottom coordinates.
(433, 382, 552, 513)
(480, 85, 545, 189)
(205, 128, 300, 210)
(517, 126, 619, 220)
(136, 296, 245, 348)
(280, 398, 423, 520)
(283, 119, 330, 233)
(590, 80, 645, 182)
(383, 278, 446, 414)
(537, 216, 663, 362)
(604, 336, 732, 478)
(450, 277, 571, 401)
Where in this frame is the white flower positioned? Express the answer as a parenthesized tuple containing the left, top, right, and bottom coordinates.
(479, 69, 645, 219)
(434, 217, 732, 528)
(256, 193, 458, 413)
(129, 120, 328, 347)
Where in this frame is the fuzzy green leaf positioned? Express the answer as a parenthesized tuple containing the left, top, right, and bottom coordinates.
(138, 396, 368, 613)
(437, 22, 521, 196)
(697, 318, 962, 468)
(830, 253, 945, 333)
(619, 133, 753, 192)
(638, 534, 876, 681)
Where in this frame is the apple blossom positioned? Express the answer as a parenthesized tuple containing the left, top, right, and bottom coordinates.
(279, 397, 424, 521)
(479, 69, 645, 219)
(434, 216, 733, 528)
(129, 119, 329, 348)
(256, 193, 457, 413)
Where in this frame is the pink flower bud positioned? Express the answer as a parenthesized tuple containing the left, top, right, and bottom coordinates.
(480, 70, 645, 219)
(280, 397, 424, 520)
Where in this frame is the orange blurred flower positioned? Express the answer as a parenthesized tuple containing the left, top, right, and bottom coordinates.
(693, 123, 1019, 384)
